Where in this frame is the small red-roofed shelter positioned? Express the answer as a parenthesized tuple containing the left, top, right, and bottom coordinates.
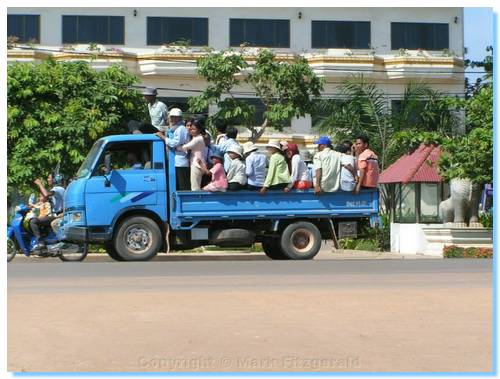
(380, 144, 448, 224)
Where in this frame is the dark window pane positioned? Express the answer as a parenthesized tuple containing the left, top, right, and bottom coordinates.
(147, 17, 162, 45)
(391, 22, 449, 50)
(312, 20, 370, 49)
(62, 15, 124, 44)
(146, 17, 208, 46)
(109, 16, 124, 44)
(7, 14, 40, 43)
(230, 19, 290, 48)
(62, 16, 77, 43)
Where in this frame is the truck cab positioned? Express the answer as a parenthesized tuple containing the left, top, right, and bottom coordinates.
(60, 134, 379, 261)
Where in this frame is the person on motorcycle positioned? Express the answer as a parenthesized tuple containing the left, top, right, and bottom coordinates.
(31, 173, 66, 249)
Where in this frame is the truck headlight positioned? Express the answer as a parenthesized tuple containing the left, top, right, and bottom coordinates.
(71, 212, 83, 223)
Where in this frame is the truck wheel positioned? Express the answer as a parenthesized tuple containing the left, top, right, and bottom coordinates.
(114, 216, 161, 261)
(105, 243, 124, 261)
(280, 222, 321, 260)
(262, 237, 289, 260)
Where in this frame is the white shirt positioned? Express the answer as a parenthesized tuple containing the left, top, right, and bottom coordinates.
(290, 154, 311, 183)
(226, 158, 247, 185)
(340, 154, 356, 191)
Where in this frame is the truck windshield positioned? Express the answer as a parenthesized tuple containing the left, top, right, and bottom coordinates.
(76, 140, 104, 179)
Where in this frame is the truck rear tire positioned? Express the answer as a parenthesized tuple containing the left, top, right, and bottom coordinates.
(114, 216, 161, 261)
(280, 222, 321, 260)
(262, 237, 289, 260)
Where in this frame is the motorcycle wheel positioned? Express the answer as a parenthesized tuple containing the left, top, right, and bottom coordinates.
(7, 237, 18, 263)
(58, 243, 88, 262)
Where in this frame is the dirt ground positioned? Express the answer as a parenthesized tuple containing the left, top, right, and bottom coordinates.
(8, 260, 493, 373)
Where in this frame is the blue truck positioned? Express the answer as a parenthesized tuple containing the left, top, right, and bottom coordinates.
(59, 134, 379, 261)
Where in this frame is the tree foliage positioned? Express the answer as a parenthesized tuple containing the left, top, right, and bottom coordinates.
(313, 76, 458, 169)
(188, 48, 324, 141)
(8, 59, 147, 195)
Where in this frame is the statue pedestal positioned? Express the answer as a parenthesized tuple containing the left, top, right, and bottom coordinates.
(422, 227, 493, 256)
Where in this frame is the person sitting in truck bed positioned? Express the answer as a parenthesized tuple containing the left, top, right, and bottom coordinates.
(242, 141, 267, 191)
(313, 136, 342, 195)
(216, 127, 240, 172)
(201, 152, 228, 192)
(260, 139, 291, 194)
(283, 143, 312, 191)
(226, 145, 247, 191)
(335, 144, 357, 192)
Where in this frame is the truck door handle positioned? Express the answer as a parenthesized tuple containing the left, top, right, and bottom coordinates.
(143, 176, 156, 182)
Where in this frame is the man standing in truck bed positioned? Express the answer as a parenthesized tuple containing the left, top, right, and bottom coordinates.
(155, 108, 190, 190)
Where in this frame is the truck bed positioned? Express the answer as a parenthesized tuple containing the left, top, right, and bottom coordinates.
(170, 189, 378, 229)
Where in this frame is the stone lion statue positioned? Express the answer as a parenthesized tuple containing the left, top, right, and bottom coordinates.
(439, 179, 482, 228)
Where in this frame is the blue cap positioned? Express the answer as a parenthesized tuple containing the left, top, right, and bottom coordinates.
(314, 136, 331, 145)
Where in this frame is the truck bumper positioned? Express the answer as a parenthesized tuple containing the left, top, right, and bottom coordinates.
(64, 226, 88, 243)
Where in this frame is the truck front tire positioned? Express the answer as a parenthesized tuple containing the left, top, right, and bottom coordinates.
(105, 243, 124, 261)
(280, 222, 321, 260)
(114, 216, 161, 261)
(262, 237, 289, 260)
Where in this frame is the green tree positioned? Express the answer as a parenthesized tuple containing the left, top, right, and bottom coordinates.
(313, 76, 458, 169)
(188, 48, 324, 141)
(8, 59, 147, 195)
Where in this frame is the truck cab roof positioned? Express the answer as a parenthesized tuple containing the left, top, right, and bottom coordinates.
(99, 134, 163, 144)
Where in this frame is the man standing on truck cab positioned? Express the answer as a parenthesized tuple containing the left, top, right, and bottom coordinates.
(143, 87, 168, 132)
(155, 108, 190, 190)
(354, 135, 379, 194)
(128, 87, 169, 134)
(313, 136, 342, 195)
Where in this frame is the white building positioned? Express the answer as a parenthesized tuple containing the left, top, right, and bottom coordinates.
(7, 7, 465, 142)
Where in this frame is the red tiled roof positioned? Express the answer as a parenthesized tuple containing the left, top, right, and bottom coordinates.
(379, 144, 442, 184)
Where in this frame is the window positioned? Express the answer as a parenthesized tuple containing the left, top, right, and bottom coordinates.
(147, 17, 208, 46)
(391, 22, 449, 50)
(94, 142, 152, 174)
(312, 21, 370, 49)
(230, 19, 290, 48)
(7, 15, 40, 43)
(420, 183, 440, 223)
(62, 15, 124, 44)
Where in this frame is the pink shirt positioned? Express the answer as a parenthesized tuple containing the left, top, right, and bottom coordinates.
(357, 149, 379, 188)
(209, 163, 228, 189)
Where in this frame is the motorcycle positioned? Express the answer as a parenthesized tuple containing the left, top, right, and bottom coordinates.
(7, 203, 88, 263)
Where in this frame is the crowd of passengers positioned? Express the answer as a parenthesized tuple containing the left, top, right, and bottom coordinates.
(129, 86, 380, 194)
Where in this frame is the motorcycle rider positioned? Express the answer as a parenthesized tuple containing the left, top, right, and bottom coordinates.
(31, 173, 66, 250)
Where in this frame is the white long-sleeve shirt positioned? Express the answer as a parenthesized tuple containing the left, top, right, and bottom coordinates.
(290, 154, 311, 183)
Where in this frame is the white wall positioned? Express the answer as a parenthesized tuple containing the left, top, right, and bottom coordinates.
(8, 7, 464, 55)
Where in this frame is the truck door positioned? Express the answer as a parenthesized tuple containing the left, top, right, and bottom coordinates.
(85, 141, 158, 227)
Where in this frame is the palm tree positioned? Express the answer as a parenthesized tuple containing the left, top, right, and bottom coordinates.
(313, 76, 459, 169)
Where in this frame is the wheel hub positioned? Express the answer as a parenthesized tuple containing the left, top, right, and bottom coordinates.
(126, 227, 151, 253)
(291, 228, 314, 253)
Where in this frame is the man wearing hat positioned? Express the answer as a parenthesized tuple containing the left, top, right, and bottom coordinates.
(242, 141, 267, 191)
(226, 145, 247, 191)
(142, 87, 168, 132)
(313, 136, 342, 194)
(155, 107, 191, 190)
(127, 87, 169, 134)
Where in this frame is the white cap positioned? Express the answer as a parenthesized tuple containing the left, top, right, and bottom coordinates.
(169, 108, 183, 117)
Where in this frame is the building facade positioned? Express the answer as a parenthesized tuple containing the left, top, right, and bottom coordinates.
(7, 7, 465, 141)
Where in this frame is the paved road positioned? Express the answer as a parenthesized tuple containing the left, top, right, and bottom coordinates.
(8, 260, 493, 373)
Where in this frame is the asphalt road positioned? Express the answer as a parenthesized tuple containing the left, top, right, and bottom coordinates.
(8, 259, 493, 373)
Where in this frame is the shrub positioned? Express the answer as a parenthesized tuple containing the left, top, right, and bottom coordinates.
(443, 245, 492, 258)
